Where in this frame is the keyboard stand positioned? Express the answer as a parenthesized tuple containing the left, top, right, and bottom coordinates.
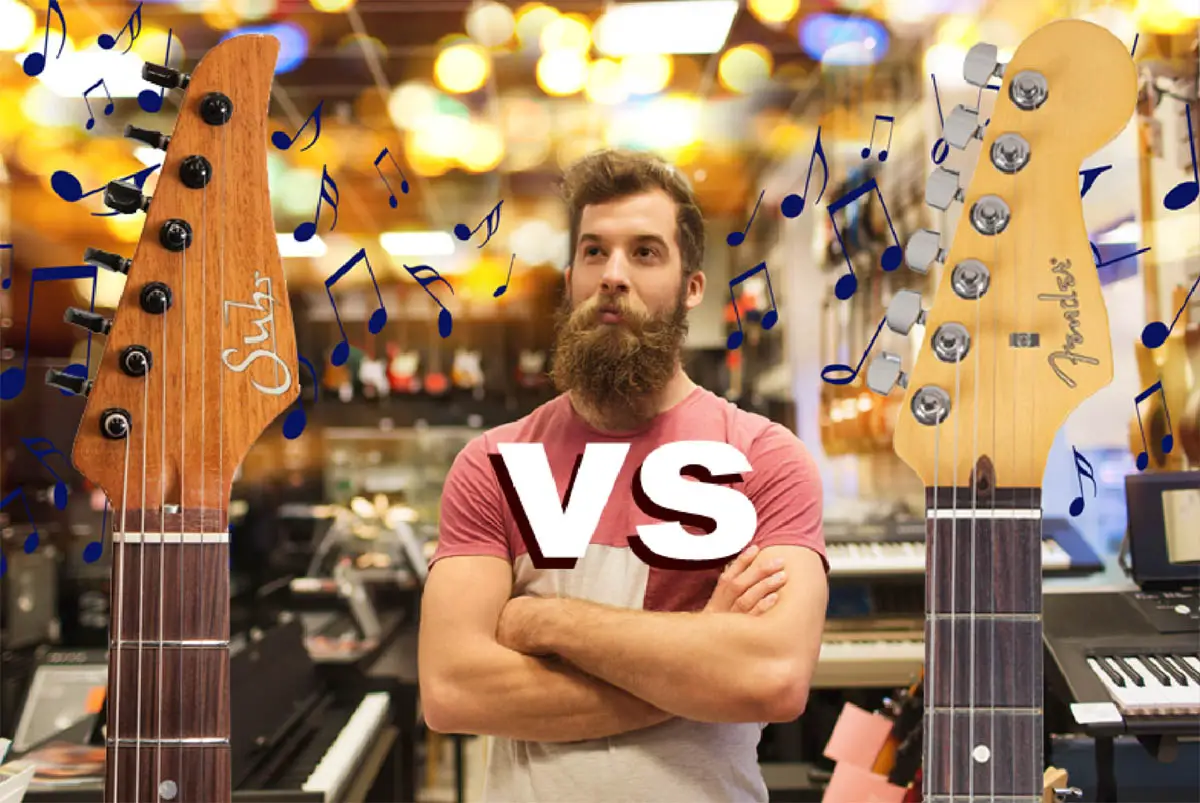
(1096, 736, 1117, 803)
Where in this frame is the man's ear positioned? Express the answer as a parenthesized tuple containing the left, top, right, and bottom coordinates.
(685, 269, 705, 310)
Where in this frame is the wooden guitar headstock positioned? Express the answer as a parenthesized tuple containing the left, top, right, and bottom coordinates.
(67, 35, 298, 529)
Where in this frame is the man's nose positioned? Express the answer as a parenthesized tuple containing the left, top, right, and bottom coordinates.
(599, 253, 631, 294)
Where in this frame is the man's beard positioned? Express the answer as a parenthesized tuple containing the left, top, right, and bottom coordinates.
(550, 283, 689, 417)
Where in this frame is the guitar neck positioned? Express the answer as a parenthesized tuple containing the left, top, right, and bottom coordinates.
(106, 508, 231, 803)
(923, 486, 1045, 803)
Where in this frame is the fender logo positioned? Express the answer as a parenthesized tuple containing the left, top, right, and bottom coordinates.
(221, 271, 293, 395)
(1037, 257, 1098, 389)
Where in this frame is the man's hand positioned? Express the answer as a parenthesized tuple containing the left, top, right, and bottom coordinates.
(703, 545, 787, 615)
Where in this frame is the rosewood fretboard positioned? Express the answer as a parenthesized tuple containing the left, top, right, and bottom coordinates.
(105, 508, 231, 803)
(923, 484, 1045, 803)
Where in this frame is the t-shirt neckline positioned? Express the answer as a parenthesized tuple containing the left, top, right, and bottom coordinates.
(563, 386, 708, 439)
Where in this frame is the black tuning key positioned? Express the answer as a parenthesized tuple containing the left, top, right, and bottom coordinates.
(125, 125, 170, 151)
(45, 369, 92, 397)
(142, 63, 190, 91)
(104, 180, 150, 215)
(64, 307, 112, 336)
(83, 247, 132, 275)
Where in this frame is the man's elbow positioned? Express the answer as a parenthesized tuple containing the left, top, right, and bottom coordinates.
(420, 673, 472, 734)
(755, 659, 812, 722)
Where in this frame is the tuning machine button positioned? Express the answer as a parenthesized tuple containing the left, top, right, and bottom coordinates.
(125, 125, 170, 151)
(120, 345, 152, 377)
(886, 290, 927, 335)
(140, 282, 173, 314)
(925, 167, 964, 211)
(180, 156, 213, 190)
(866, 352, 908, 397)
(200, 93, 234, 126)
(64, 307, 112, 336)
(905, 229, 947, 274)
(46, 368, 92, 397)
(100, 408, 132, 440)
(944, 105, 985, 150)
(104, 181, 150, 215)
(160, 220, 193, 252)
(964, 42, 1004, 88)
(83, 247, 132, 275)
(142, 63, 190, 91)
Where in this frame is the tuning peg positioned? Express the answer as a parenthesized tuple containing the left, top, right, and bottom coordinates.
(64, 307, 112, 336)
(905, 229, 947, 274)
(1054, 788, 1083, 802)
(886, 290, 927, 335)
(964, 42, 1004, 88)
(866, 352, 908, 397)
(45, 369, 92, 397)
(925, 167, 964, 211)
(83, 247, 131, 275)
(142, 63, 190, 91)
(125, 125, 170, 151)
(104, 180, 150, 215)
(944, 105, 985, 150)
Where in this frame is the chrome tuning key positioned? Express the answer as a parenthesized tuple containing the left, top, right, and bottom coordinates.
(46, 369, 91, 397)
(964, 42, 1004, 88)
(925, 167, 964, 211)
(886, 290, 927, 335)
(866, 352, 908, 396)
(64, 307, 112, 336)
(944, 105, 985, 150)
(83, 247, 131, 275)
(125, 125, 170, 151)
(905, 229, 946, 274)
(142, 63, 190, 91)
(104, 181, 150, 215)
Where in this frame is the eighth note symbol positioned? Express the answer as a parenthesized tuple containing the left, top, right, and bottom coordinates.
(1068, 447, 1096, 517)
(455, 201, 504, 248)
(1133, 380, 1173, 471)
(861, 115, 894, 161)
(295, 166, 339, 243)
(82, 79, 114, 131)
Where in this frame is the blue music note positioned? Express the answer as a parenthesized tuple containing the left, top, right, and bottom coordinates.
(827, 178, 903, 299)
(726, 262, 777, 351)
(51, 164, 160, 217)
(494, 253, 516, 298)
(821, 316, 885, 385)
(861, 114, 894, 161)
(0, 489, 40, 558)
(1131, 33, 1139, 57)
(1068, 447, 1097, 517)
(455, 201, 504, 248)
(930, 74, 949, 165)
(283, 356, 319, 440)
(374, 147, 410, 208)
(0, 265, 98, 400)
(21, 438, 70, 510)
(138, 28, 173, 113)
(1079, 164, 1112, 198)
(296, 166, 339, 242)
(782, 127, 828, 219)
(1090, 241, 1150, 269)
(727, 190, 764, 247)
(23, 0, 67, 77)
(1, 243, 12, 290)
(273, 100, 323, 152)
(1142, 273, 1200, 349)
(405, 264, 455, 338)
(83, 505, 108, 564)
(97, 1, 142, 53)
(325, 249, 387, 366)
(82, 79, 114, 131)
(1133, 380, 1173, 471)
(1164, 104, 1198, 211)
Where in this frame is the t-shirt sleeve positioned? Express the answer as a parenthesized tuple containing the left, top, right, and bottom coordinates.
(743, 423, 828, 572)
(430, 435, 512, 568)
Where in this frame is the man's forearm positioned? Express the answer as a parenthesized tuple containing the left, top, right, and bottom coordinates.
(425, 640, 673, 742)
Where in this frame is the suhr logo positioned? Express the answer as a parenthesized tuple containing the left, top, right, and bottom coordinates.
(1037, 257, 1098, 389)
(221, 271, 293, 395)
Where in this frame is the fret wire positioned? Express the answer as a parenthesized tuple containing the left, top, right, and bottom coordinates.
(926, 613, 1042, 621)
(928, 707, 1043, 714)
(110, 640, 229, 647)
(109, 737, 229, 746)
(112, 531, 230, 544)
(927, 508, 1042, 519)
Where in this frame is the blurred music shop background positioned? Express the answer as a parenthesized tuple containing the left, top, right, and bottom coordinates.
(0, 0, 1197, 800)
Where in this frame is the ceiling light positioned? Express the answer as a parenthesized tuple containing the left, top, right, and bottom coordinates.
(594, 1, 738, 56)
(536, 49, 588, 96)
(619, 54, 673, 95)
(278, 233, 327, 258)
(1097, 221, 1141, 245)
(379, 231, 456, 257)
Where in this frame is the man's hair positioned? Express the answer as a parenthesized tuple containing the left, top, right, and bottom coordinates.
(561, 149, 705, 276)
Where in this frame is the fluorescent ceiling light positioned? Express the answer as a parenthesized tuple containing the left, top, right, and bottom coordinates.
(16, 47, 148, 98)
(379, 231, 456, 257)
(278, 233, 327, 258)
(1097, 221, 1140, 244)
(594, 1, 738, 56)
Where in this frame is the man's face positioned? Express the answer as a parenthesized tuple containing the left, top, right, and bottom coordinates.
(551, 189, 705, 412)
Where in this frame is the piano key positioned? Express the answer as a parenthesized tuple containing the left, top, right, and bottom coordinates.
(1112, 656, 1145, 687)
(1097, 657, 1126, 687)
(302, 691, 390, 803)
(1127, 657, 1200, 714)
(1174, 655, 1200, 684)
(1139, 655, 1172, 685)
(824, 539, 1072, 576)
(1159, 656, 1191, 685)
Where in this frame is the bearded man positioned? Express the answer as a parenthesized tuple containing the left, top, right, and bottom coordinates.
(418, 149, 828, 802)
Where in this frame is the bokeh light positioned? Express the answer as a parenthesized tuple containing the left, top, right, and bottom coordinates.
(466, 0, 516, 47)
(434, 43, 491, 94)
(718, 44, 773, 94)
(0, 0, 36, 51)
(748, 0, 800, 25)
(618, 53, 673, 96)
(586, 58, 627, 105)
(515, 3, 560, 51)
(311, 0, 357, 12)
(540, 13, 591, 53)
(536, 49, 589, 96)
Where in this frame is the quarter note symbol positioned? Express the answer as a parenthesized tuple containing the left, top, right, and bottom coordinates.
(1133, 380, 1173, 471)
(782, 127, 828, 219)
(1164, 103, 1198, 211)
(827, 178, 903, 300)
(1068, 447, 1097, 517)
(1141, 273, 1200, 349)
(324, 249, 388, 366)
(1079, 164, 1112, 198)
(273, 100, 323, 152)
(295, 166, 340, 242)
(83, 505, 108, 564)
(1, 243, 12, 290)
(0, 265, 98, 400)
(725, 262, 777, 351)
(455, 200, 504, 248)
(82, 79, 114, 131)
(138, 28, 173, 113)
(51, 163, 160, 217)
(283, 355, 319, 440)
(23, 0, 67, 77)
(374, 148, 410, 208)
(0, 489, 40, 556)
(822, 316, 886, 385)
(494, 253, 516, 298)
(97, 1, 142, 53)
(861, 114, 895, 161)
(727, 189, 764, 247)
(21, 437, 70, 510)
(405, 264, 456, 338)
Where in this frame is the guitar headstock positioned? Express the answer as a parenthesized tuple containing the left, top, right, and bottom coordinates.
(60, 35, 298, 527)
(874, 20, 1136, 488)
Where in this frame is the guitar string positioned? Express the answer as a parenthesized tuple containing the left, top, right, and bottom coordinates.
(136, 372, 149, 801)
(217, 117, 230, 787)
(156, 276, 168, 796)
(113, 435, 132, 802)
(1026, 89, 1040, 802)
(989, 95, 1001, 803)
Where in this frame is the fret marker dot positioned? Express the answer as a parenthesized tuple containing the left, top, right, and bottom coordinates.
(972, 744, 991, 763)
(159, 780, 178, 800)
